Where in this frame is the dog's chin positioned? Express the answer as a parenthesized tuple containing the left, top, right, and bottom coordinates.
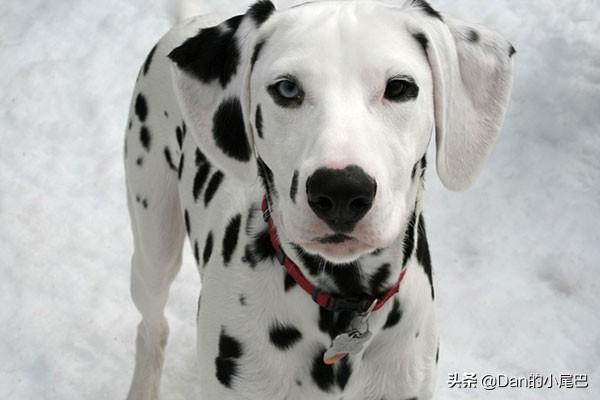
(299, 239, 373, 264)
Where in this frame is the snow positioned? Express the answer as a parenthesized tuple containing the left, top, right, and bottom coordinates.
(1, 0, 598, 399)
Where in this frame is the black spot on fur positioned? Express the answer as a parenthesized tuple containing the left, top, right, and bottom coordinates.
(336, 358, 352, 390)
(128, 119, 132, 130)
(135, 93, 148, 122)
(509, 44, 517, 57)
(142, 44, 157, 75)
(296, 379, 302, 386)
(168, 15, 242, 88)
(164, 110, 168, 118)
(176, 126, 184, 148)
(193, 240, 200, 265)
(411, 154, 426, 179)
(140, 126, 151, 151)
(178, 153, 184, 180)
(257, 158, 277, 202)
(413, 32, 428, 53)
(369, 263, 391, 297)
(204, 171, 224, 206)
(293, 247, 367, 317)
(411, 0, 443, 21)
(136, 157, 143, 166)
(290, 170, 299, 203)
(467, 29, 480, 42)
(141, 198, 148, 209)
(318, 307, 333, 334)
(196, 148, 208, 166)
(184, 209, 191, 235)
(248, 0, 275, 26)
(293, 245, 324, 276)
(284, 272, 297, 291)
(244, 204, 260, 235)
(222, 214, 242, 265)
(329, 263, 365, 298)
(251, 41, 266, 72)
(243, 228, 276, 268)
(416, 214, 434, 299)
(382, 298, 402, 329)
(239, 294, 246, 306)
(269, 322, 302, 350)
(193, 164, 211, 202)
(164, 147, 177, 171)
(218, 329, 243, 358)
(293, 248, 364, 298)
(318, 308, 355, 340)
(435, 344, 440, 363)
(215, 358, 238, 388)
(215, 327, 243, 388)
(255, 105, 264, 138)
(311, 346, 335, 392)
(213, 98, 252, 161)
(402, 212, 417, 266)
(203, 231, 214, 266)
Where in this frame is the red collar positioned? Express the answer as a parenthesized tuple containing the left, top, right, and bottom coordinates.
(261, 197, 407, 314)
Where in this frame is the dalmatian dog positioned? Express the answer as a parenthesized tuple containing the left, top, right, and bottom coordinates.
(123, 0, 514, 399)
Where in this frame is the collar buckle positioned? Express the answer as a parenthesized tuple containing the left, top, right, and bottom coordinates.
(324, 295, 374, 313)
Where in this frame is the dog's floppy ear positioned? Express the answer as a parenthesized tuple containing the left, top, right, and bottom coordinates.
(168, 1, 276, 184)
(406, 2, 515, 191)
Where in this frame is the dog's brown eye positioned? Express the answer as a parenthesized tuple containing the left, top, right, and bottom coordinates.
(384, 78, 419, 101)
(268, 77, 304, 107)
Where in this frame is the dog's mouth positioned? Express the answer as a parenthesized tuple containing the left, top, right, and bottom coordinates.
(315, 233, 353, 244)
(300, 234, 374, 264)
(280, 214, 379, 263)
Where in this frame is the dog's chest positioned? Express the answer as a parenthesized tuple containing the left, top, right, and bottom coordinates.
(196, 257, 432, 400)
(179, 203, 429, 399)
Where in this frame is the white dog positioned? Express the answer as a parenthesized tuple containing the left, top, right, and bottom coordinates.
(123, 1, 514, 399)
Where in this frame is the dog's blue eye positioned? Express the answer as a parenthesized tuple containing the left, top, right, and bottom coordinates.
(268, 78, 304, 107)
(384, 77, 419, 102)
(276, 80, 300, 99)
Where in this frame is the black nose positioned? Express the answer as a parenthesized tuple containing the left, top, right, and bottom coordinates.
(306, 165, 377, 233)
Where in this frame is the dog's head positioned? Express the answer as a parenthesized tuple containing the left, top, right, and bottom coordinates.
(169, 0, 514, 263)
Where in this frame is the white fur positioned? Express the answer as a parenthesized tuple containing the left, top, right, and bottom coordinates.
(124, 1, 513, 399)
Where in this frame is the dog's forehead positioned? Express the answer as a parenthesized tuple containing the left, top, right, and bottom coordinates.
(272, 1, 409, 45)
(259, 2, 426, 77)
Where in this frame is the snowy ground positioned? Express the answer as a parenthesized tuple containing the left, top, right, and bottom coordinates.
(1, 0, 598, 399)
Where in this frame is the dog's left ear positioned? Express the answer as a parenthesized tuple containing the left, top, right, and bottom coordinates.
(168, 1, 276, 184)
(406, 3, 515, 191)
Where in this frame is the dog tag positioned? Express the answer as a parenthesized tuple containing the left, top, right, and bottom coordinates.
(323, 303, 376, 365)
(323, 329, 372, 365)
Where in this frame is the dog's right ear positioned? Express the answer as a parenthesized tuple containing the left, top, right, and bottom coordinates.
(168, 1, 276, 184)
(404, 1, 514, 191)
